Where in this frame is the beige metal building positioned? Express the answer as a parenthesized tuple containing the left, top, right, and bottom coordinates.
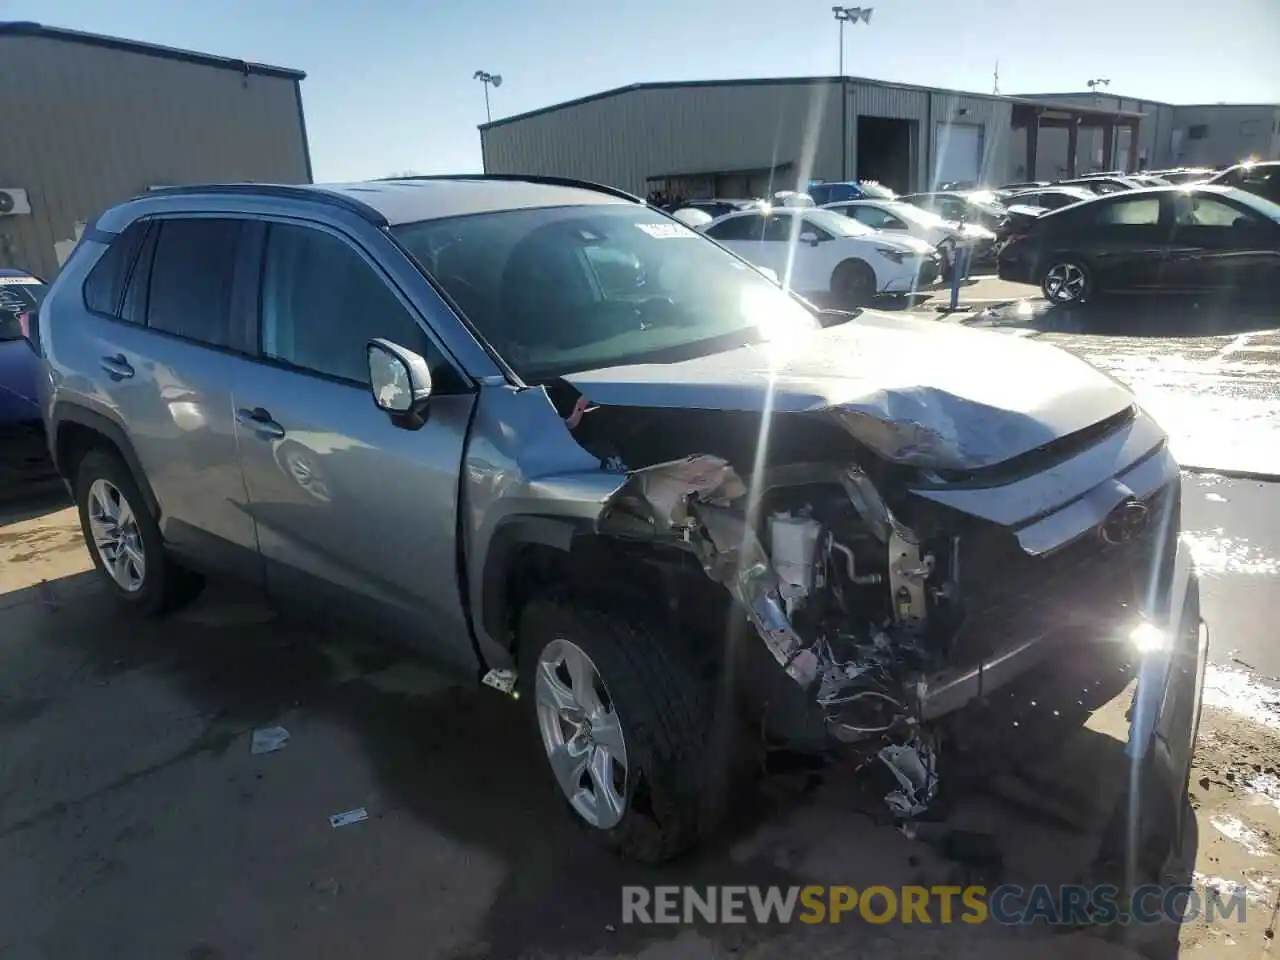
(1020, 92, 1280, 172)
(480, 77, 1020, 200)
(0, 22, 311, 279)
(479, 76, 1152, 202)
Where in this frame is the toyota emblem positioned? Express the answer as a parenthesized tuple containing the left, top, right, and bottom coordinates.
(1100, 498, 1150, 545)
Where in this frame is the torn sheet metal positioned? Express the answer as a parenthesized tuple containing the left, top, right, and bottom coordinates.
(613, 454, 747, 530)
(878, 740, 938, 817)
(694, 504, 819, 686)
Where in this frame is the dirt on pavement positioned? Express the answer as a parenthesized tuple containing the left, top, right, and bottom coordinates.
(1, 497, 1275, 960)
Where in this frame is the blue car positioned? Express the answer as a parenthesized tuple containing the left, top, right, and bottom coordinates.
(807, 180, 897, 205)
(0, 267, 47, 426)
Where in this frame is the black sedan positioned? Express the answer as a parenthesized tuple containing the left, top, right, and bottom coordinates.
(997, 185, 1280, 305)
(898, 191, 1008, 231)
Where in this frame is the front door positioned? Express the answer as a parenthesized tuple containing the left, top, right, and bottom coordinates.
(230, 219, 478, 672)
(1086, 194, 1169, 291)
(1164, 192, 1280, 294)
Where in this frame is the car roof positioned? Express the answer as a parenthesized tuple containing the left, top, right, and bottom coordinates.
(105, 177, 638, 230)
(0, 267, 40, 280)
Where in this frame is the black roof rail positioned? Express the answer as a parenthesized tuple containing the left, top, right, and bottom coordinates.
(379, 173, 644, 205)
(139, 183, 388, 225)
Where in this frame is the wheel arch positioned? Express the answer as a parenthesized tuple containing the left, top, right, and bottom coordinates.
(480, 516, 675, 654)
(50, 404, 159, 519)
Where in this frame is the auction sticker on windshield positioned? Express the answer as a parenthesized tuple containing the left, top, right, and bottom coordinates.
(636, 223, 697, 239)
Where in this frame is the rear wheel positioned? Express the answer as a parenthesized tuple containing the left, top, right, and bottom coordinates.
(1041, 257, 1092, 304)
(519, 598, 712, 862)
(831, 259, 877, 307)
(74, 449, 200, 615)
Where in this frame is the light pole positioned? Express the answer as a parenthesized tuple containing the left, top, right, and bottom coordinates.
(473, 70, 503, 124)
(832, 7, 872, 180)
(1086, 77, 1110, 171)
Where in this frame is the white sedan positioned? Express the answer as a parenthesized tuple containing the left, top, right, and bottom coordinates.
(821, 199, 997, 270)
(699, 207, 941, 305)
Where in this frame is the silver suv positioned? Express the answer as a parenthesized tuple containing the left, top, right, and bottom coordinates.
(37, 176, 1206, 863)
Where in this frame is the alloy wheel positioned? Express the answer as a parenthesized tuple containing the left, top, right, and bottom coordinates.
(534, 637, 629, 829)
(87, 478, 146, 592)
(1044, 262, 1087, 303)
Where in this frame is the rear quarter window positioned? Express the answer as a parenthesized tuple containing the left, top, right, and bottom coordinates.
(83, 221, 149, 319)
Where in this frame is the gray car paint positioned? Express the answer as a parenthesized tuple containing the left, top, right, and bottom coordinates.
(562, 312, 1134, 471)
(38, 181, 1197, 712)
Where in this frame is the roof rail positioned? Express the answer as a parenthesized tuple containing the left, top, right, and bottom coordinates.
(139, 183, 387, 225)
(380, 173, 644, 205)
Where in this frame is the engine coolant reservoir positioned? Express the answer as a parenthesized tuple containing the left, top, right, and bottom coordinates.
(768, 512, 823, 599)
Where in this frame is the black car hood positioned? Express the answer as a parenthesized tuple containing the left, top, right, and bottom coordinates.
(562, 312, 1135, 471)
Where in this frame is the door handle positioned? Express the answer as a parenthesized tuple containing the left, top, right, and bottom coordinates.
(236, 407, 286, 439)
(100, 354, 134, 380)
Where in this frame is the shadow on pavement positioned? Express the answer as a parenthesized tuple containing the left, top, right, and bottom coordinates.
(970, 294, 1280, 338)
(0, 547, 1195, 957)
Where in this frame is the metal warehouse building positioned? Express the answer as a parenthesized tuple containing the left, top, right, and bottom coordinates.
(479, 76, 1142, 201)
(0, 22, 311, 279)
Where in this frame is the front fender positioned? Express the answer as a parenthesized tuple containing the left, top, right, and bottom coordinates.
(462, 384, 628, 671)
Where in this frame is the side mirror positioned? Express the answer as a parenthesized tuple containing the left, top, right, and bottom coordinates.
(368, 338, 433, 429)
(798, 231, 821, 247)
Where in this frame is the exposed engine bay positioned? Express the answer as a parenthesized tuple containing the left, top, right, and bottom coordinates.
(549, 386, 1176, 821)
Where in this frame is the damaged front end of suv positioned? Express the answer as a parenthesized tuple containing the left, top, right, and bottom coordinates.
(466, 312, 1202, 860)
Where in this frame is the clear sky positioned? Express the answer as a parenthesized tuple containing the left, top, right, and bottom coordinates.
(3, 0, 1277, 181)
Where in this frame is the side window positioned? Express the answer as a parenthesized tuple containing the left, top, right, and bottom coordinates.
(800, 218, 833, 241)
(706, 215, 761, 242)
(1095, 197, 1161, 226)
(260, 222, 437, 386)
(147, 219, 244, 347)
(881, 214, 908, 230)
(83, 220, 148, 319)
(1172, 196, 1253, 228)
(760, 215, 793, 242)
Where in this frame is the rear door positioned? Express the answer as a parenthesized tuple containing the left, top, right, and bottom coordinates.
(81, 216, 264, 581)
(1163, 192, 1280, 293)
(230, 218, 479, 671)
(1074, 194, 1169, 291)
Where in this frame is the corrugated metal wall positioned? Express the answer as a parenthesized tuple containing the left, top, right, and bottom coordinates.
(0, 35, 310, 278)
(484, 79, 1015, 200)
(483, 82, 843, 199)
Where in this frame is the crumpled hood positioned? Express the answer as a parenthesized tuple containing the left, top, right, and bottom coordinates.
(563, 312, 1136, 470)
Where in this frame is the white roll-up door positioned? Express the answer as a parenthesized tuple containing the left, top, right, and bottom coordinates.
(934, 122, 985, 185)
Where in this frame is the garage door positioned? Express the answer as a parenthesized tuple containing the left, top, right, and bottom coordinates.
(933, 122, 985, 186)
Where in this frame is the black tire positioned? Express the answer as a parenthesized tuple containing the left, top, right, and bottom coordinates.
(1040, 256, 1092, 304)
(73, 449, 200, 616)
(831, 259, 877, 307)
(518, 598, 713, 862)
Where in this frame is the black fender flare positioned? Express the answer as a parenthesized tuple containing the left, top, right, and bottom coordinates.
(479, 514, 592, 645)
(48, 403, 160, 518)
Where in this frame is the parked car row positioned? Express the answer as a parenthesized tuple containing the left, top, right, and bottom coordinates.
(998, 184, 1280, 304)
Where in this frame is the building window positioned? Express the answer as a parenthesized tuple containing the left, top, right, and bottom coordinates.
(1186, 124, 1209, 140)
(1240, 120, 1261, 137)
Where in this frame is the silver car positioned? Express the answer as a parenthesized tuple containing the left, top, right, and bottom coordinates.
(36, 176, 1206, 864)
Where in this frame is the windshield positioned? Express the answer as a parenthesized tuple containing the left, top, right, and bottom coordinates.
(1228, 187, 1280, 222)
(882, 202, 949, 229)
(859, 182, 897, 199)
(393, 205, 819, 380)
(802, 209, 874, 236)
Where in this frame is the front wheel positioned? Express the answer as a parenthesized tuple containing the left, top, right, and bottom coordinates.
(1041, 257, 1092, 304)
(519, 598, 712, 862)
(831, 259, 877, 307)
